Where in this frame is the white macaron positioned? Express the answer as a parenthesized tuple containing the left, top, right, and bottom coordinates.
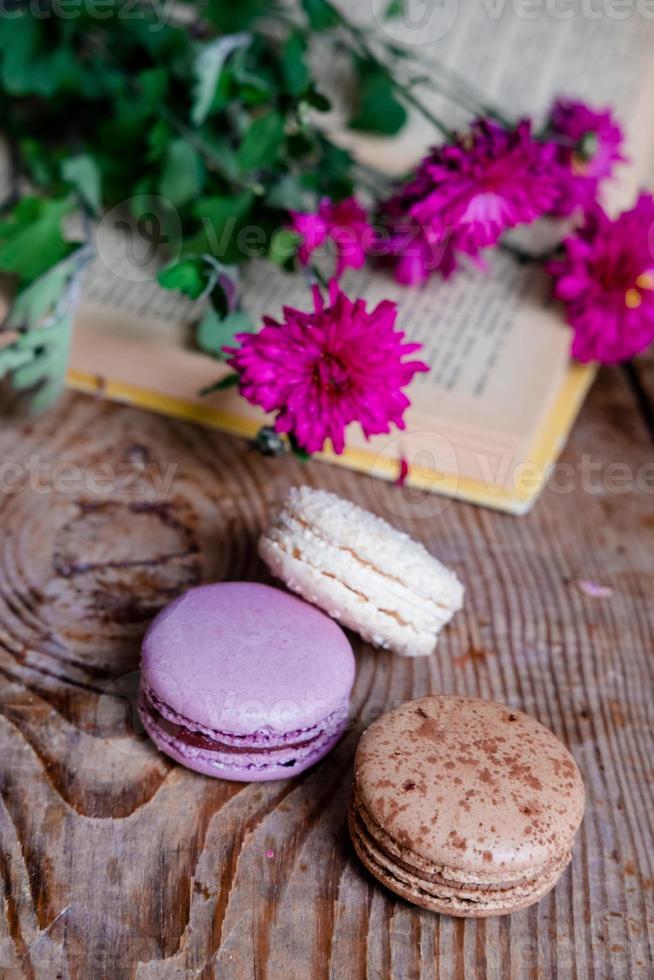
(259, 486, 464, 657)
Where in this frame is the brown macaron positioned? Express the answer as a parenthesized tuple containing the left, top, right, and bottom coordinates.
(349, 695, 585, 917)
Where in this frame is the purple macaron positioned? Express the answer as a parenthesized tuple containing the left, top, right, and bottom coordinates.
(138, 582, 355, 781)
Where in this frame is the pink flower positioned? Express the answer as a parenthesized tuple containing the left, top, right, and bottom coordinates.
(226, 281, 428, 454)
(547, 195, 654, 363)
(547, 99, 625, 216)
(376, 119, 559, 284)
(289, 197, 372, 277)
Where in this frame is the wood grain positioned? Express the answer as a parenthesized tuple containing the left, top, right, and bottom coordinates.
(0, 367, 653, 979)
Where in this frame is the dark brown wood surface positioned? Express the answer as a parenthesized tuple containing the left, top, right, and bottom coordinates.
(0, 366, 653, 979)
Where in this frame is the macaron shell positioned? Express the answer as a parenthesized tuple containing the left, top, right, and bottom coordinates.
(141, 582, 355, 735)
(275, 486, 464, 608)
(355, 696, 585, 880)
(259, 486, 464, 657)
(259, 535, 438, 657)
(349, 805, 570, 917)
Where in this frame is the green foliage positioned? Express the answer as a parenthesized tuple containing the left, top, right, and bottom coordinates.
(191, 33, 251, 126)
(0, 197, 76, 284)
(301, 0, 342, 31)
(0, 249, 91, 412)
(384, 0, 404, 18)
(0, 0, 420, 412)
(196, 308, 254, 358)
(159, 139, 205, 207)
(201, 372, 240, 395)
(268, 228, 301, 269)
(61, 156, 102, 215)
(157, 257, 211, 300)
(350, 60, 408, 135)
(237, 111, 285, 171)
(282, 32, 310, 97)
(204, 0, 269, 32)
(158, 255, 235, 317)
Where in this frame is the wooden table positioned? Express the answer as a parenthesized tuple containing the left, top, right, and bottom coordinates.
(0, 365, 652, 979)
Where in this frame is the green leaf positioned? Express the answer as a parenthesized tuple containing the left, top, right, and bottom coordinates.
(204, 0, 267, 31)
(308, 138, 355, 199)
(191, 33, 251, 126)
(0, 249, 90, 413)
(237, 111, 285, 172)
(349, 61, 407, 135)
(384, 0, 403, 18)
(301, 0, 341, 30)
(138, 67, 169, 110)
(193, 192, 254, 230)
(191, 192, 254, 262)
(6, 251, 84, 330)
(61, 155, 102, 215)
(200, 373, 240, 395)
(158, 257, 208, 299)
(266, 175, 313, 211)
(230, 46, 275, 103)
(196, 308, 253, 358)
(289, 434, 311, 460)
(0, 196, 75, 286)
(17, 137, 55, 188)
(0, 18, 82, 97)
(282, 32, 309, 96)
(194, 133, 241, 182)
(159, 139, 204, 207)
(268, 227, 300, 267)
(0, 15, 39, 93)
(305, 86, 331, 112)
(147, 119, 174, 163)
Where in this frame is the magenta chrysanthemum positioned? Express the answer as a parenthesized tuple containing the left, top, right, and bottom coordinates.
(290, 196, 372, 278)
(226, 282, 428, 454)
(376, 118, 559, 284)
(547, 98, 625, 216)
(547, 195, 654, 363)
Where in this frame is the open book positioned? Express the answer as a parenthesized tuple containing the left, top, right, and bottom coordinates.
(68, 7, 654, 514)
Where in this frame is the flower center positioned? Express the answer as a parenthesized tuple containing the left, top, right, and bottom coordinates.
(571, 131, 599, 174)
(625, 272, 654, 309)
(314, 352, 351, 394)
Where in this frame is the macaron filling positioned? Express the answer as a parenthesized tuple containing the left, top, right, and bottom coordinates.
(140, 685, 348, 773)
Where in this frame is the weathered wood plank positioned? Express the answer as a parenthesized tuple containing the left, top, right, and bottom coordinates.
(0, 365, 652, 979)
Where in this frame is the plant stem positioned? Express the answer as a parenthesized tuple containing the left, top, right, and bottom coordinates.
(334, 17, 453, 140)
(395, 82, 453, 139)
(499, 240, 557, 265)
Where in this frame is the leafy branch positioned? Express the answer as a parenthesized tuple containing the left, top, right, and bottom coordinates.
(0, 0, 479, 412)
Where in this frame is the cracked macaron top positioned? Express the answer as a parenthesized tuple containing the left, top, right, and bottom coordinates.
(259, 486, 464, 657)
(140, 582, 355, 737)
(354, 695, 585, 880)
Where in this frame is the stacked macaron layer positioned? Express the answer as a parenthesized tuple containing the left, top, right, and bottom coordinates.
(139, 686, 348, 778)
(349, 696, 585, 916)
(259, 486, 464, 656)
(139, 582, 355, 781)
